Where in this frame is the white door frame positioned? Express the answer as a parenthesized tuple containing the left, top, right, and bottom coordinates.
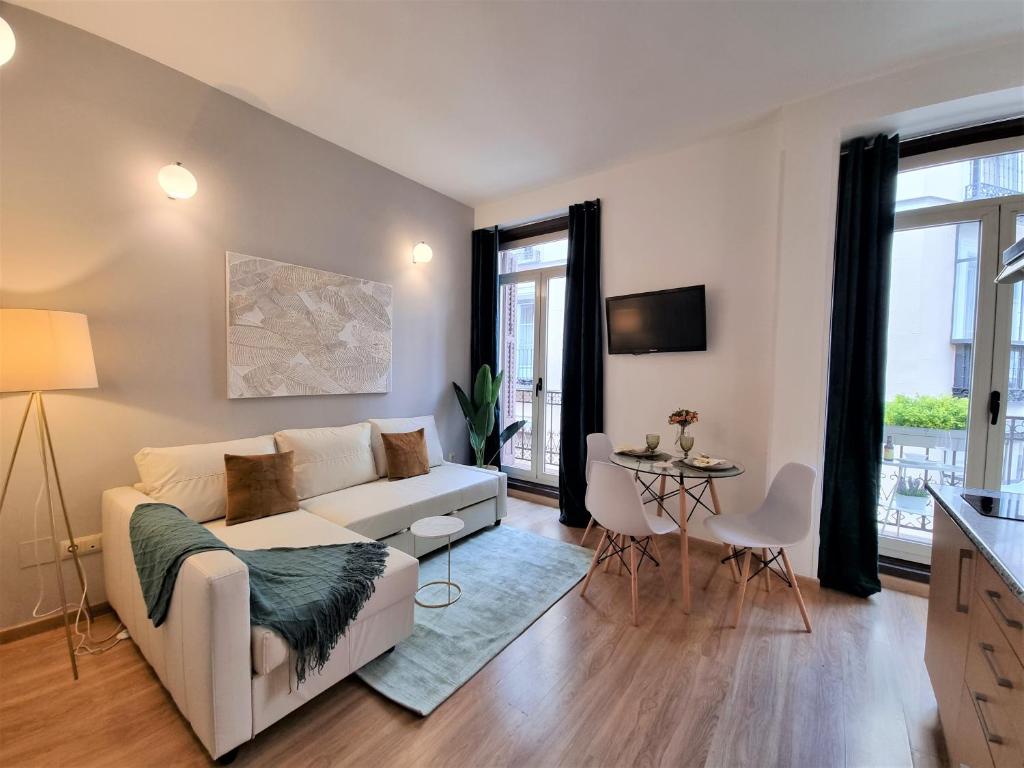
(499, 264, 566, 486)
(884, 195, 1024, 563)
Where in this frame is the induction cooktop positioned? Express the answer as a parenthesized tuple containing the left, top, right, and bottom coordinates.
(962, 493, 1024, 521)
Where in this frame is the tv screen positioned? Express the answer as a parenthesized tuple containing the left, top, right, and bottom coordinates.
(606, 285, 707, 354)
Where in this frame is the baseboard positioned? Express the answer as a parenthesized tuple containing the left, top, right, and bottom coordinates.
(880, 574, 930, 598)
(506, 477, 559, 499)
(0, 602, 112, 644)
(509, 488, 559, 508)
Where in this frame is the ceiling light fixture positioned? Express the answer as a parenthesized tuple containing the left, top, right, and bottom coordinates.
(158, 162, 198, 200)
(412, 242, 433, 264)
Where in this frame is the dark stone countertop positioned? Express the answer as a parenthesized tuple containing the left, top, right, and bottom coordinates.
(928, 484, 1024, 599)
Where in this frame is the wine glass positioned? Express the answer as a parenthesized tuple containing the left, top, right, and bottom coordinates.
(645, 434, 660, 453)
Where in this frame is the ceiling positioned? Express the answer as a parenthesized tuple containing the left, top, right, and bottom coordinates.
(14, 1, 1024, 206)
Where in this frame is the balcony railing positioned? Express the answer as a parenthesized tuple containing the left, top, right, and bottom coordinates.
(505, 384, 561, 473)
(876, 415, 1024, 545)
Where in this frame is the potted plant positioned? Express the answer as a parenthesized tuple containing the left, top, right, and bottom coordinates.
(893, 476, 930, 512)
(453, 364, 526, 469)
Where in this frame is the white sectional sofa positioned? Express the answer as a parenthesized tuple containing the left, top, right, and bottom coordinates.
(102, 415, 506, 762)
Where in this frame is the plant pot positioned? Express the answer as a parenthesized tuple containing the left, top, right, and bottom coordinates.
(893, 493, 930, 512)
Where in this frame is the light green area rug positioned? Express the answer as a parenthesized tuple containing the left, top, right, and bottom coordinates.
(355, 523, 593, 715)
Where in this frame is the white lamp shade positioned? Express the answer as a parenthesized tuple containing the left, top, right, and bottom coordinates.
(0, 309, 99, 392)
(412, 242, 433, 263)
(158, 162, 198, 200)
(0, 17, 15, 67)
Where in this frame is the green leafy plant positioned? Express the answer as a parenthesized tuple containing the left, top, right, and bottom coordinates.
(895, 476, 929, 498)
(453, 364, 526, 468)
(883, 394, 968, 431)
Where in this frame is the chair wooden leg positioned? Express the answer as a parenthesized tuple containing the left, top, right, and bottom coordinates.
(703, 542, 731, 590)
(656, 476, 667, 516)
(730, 549, 752, 629)
(617, 535, 626, 576)
(781, 548, 812, 632)
(629, 539, 639, 626)
(580, 530, 608, 597)
(728, 546, 741, 582)
(580, 516, 595, 547)
(762, 548, 772, 593)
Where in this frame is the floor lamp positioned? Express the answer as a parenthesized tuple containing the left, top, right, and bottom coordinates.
(0, 309, 99, 680)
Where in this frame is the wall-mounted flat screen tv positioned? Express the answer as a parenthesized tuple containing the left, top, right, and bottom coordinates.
(606, 285, 707, 354)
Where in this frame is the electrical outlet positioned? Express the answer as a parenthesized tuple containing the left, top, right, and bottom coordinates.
(60, 533, 102, 560)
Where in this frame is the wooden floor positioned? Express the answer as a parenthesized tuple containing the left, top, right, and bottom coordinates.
(0, 497, 948, 768)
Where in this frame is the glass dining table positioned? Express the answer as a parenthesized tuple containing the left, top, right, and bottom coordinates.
(609, 452, 745, 614)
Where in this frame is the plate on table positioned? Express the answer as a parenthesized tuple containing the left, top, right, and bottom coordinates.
(681, 455, 734, 471)
(615, 448, 667, 460)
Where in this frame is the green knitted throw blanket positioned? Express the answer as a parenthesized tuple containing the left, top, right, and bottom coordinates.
(130, 503, 388, 684)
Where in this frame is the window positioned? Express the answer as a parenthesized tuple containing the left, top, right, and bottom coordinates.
(896, 150, 1024, 212)
(497, 227, 568, 484)
(950, 222, 979, 343)
(499, 238, 568, 273)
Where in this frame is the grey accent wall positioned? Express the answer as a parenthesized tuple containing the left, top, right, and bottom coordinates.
(0, 5, 472, 627)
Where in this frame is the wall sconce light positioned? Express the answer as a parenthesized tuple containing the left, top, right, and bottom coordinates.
(0, 16, 16, 66)
(158, 162, 198, 200)
(412, 241, 433, 264)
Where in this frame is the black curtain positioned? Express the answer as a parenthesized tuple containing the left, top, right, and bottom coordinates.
(470, 226, 501, 465)
(818, 134, 899, 597)
(559, 200, 604, 527)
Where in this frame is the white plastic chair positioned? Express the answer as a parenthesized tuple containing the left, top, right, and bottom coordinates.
(580, 461, 677, 625)
(704, 462, 815, 632)
(580, 432, 615, 547)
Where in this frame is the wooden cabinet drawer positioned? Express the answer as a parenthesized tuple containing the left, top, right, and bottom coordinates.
(965, 596, 1024, 768)
(975, 555, 1024, 666)
(955, 684, 996, 768)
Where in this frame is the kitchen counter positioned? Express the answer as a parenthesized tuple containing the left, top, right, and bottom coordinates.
(928, 484, 1024, 598)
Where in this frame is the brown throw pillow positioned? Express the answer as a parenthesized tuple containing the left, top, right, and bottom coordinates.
(224, 451, 300, 526)
(382, 428, 430, 480)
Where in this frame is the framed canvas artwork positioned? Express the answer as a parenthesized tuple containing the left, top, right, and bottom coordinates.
(226, 252, 393, 398)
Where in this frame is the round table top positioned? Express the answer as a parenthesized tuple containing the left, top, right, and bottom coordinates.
(410, 515, 466, 539)
(609, 452, 745, 479)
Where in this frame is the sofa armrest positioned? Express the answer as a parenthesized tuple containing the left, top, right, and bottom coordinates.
(101, 487, 253, 759)
(448, 463, 508, 520)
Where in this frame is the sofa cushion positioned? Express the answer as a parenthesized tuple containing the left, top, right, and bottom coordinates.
(368, 416, 444, 477)
(204, 510, 418, 676)
(224, 451, 299, 526)
(301, 463, 498, 541)
(134, 435, 277, 522)
(274, 423, 377, 500)
(382, 428, 430, 480)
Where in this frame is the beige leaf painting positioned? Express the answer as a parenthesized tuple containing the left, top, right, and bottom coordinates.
(226, 252, 393, 398)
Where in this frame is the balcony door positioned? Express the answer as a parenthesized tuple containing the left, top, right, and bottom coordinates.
(880, 144, 1022, 563)
(497, 232, 567, 486)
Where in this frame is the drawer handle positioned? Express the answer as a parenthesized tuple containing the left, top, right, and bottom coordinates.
(973, 692, 1004, 745)
(979, 643, 1014, 688)
(985, 589, 1024, 630)
(956, 549, 973, 613)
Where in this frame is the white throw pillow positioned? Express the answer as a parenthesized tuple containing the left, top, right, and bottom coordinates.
(274, 423, 377, 500)
(134, 435, 277, 522)
(368, 416, 445, 477)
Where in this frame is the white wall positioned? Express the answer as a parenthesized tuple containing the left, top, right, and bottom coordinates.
(767, 39, 1024, 576)
(0, 7, 473, 628)
(476, 120, 784, 543)
(477, 36, 1024, 578)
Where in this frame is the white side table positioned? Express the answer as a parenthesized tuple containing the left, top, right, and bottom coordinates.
(410, 515, 465, 608)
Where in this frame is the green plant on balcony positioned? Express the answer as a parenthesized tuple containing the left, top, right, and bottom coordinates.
(453, 364, 527, 468)
(883, 394, 968, 431)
